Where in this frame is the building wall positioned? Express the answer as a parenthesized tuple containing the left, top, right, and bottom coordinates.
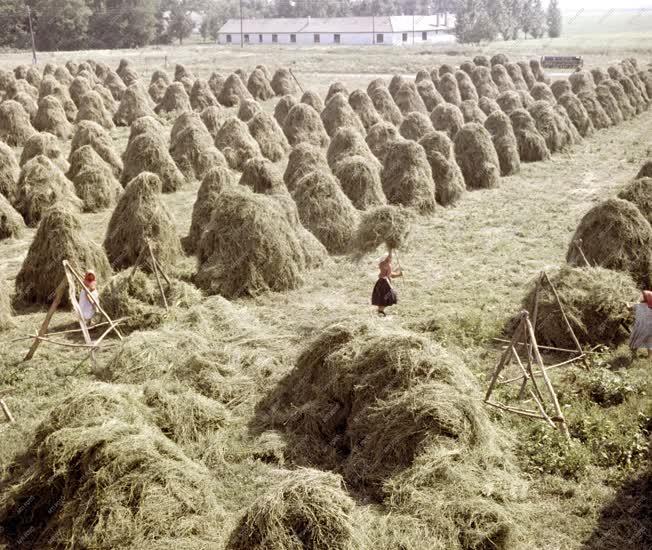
(217, 31, 454, 46)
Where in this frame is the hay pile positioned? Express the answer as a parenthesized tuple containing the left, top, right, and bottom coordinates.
(576, 91, 612, 130)
(34, 96, 73, 139)
(509, 108, 550, 162)
(332, 156, 386, 210)
(520, 266, 638, 348)
(283, 103, 330, 148)
(491, 64, 516, 93)
(122, 131, 186, 193)
(54, 66, 74, 86)
(271, 68, 298, 96)
(104, 172, 181, 270)
(455, 70, 479, 102)
(388, 75, 407, 98)
(439, 64, 456, 76)
(248, 112, 290, 162)
(327, 128, 380, 170)
(190, 79, 218, 111)
(14, 155, 82, 226)
(474, 55, 490, 67)
(394, 82, 429, 115)
(353, 204, 413, 257)
(93, 84, 118, 115)
(103, 69, 127, 100)
(460, 99, 487, 124)
(170, 116, 227, 181)
(226, 469, 358, 550)
(39, 76, 77, 122)
(569, 70, 595, 94)
(0, 278, 14, 329)
(602, 79, 636, 120)
(528, 101, 568, 153)
(348, 89, 381, 130)
(567, 198, 652, 287)
(76, 90, 115, 129)
(491, 54, 509, 66)
(148, 69, 171, 103)
(551, 79, 572, 100)
(274, 94, 299, 127)
(505, 62, 529, 91)
(284, 143, 329, 193)
(366, 121, 402, 163)
(238, 99, 262, 122)
(636, 160, 652, 179)
(113, 83, 156, 126)
(454, 123, 501, 190)
(293, 169, 358, 254)
(430, 103, 464, 140)
(15, 205, 110, 304)
(419, 131, 465, 207)
(326, 81, 349, 103)
(471, 66, 499, 99)
(417, 78, 445, 111)
(516, 61, 536, 89)
(69, 76, 91, 107)
(201, 105, 229, 140)
(70, 120, 123, 178)
(247, 69, 275, 101)
(530, 58, 550, 84)
(155, 82, 191, 117)
(195, 186, 307, 296)
(175, 63, 195, 83)
(301, 90, 325, 113)
(399, 112, 433, 141)
(208, 71, 226, 98)
(618, 177, 652, 226)
(0, 194, 25, 240)
(479, 96, 501, 115)
(591, 68, 609, 85)
(484, 111, 520, 177)
(67, 145, 122, 212)
(381, 140, 435, 213)
(558, 93, 594, 137)
(20, 131, 69, 172)
(437, 73, 462, 107)
(321, 93, 366, 138)
(369, 86, 403, 126)
(595, 84, 625, 125)
(0, 100, 36, 145)
(496, 90, 523, 114)
(11, 91, 38, 122)
(0, 141, 19, 201)
(530, 82, 556, 104)
(214, 116, 262, 170)
(366, 77, 386, 96)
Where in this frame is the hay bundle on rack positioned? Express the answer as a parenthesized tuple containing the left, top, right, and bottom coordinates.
(104, 172, 181, 270)
(332, 156, 386, 211)
(0, 142, 19, 202)
(0, 194, 25, 241)
(381, 140, 435, 213)
(274, 94, 299, 127)
(20, 131, 69, 172)
(496, 90, 523, 115)
(218, 74, 253, 107)
(271, 68, 298, 96)
(484, 111, 520, 177)
(248, 111, 290, 162)
(14, 155, 82, 227)
(34, 96, 73, 139)
(569, 70, 595, 95)
(369, 86, 403, 126)
(551, 79, 572, 100)
(214, 116, 262, 171)
(70, 120, 123, 178)
(67, 145, 122, 212)
(471, 66, 499, 99)
(479, 96, 501, 115)
(301, 90, 325, 113)
(455, 70, 478, 102)
(200, 105, 229, 140)
(491, 65, 516, 93)
(284, 143, 329, 193)
(122, 132, 186, 193)
(321, 93, 366, 138)
(530, 82, 556, 104)
(76, 90, 115, 129)
(326, 82, 349, 103)
(348, 89, 381, 131)
(366, 121, 402, 163)
(618, 176, 652, 226)
(148, 70, 171, 103)
(15, 205, 110, 304)
(577, 91, 612, 130)
(238, 99, 262, 122)
(399, 112, 433, 141)
(394, 82, 429, 115)
(283, 103, 330, 148)
(0, 100, 36, 146)
(170, 122, 227, 182)
(417, 79, 445, 111)
(601, 79, 636, 120)
(454, 123, 501, 189)
(530, 59, 550, 84)
(247, 69, 275, 101)
(430, 103, 465, 140)
(509, 108, 551, 162)
(113, 83, 156, 126)
(419, 131, 466, 207)
(327, 127, 379, 169)
(437, 74, 462, 107)
(567, 198, 652, 287)
(460, 99, 487, 124)
(190, 79, 218, 111)
(155, 82, 192, 117)
(388, 75, 407, 98)
(558, 93, 594, 137)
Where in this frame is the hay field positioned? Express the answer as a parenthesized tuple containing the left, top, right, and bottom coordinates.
(1, 34, 651, 550)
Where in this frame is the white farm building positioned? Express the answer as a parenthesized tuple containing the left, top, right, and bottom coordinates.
(216, 15, 456, 46)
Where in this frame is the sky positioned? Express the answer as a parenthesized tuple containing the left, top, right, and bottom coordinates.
(557, 0, 652, 9)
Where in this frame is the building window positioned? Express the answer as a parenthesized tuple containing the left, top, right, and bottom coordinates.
(272, 34, 278, 43)
(244, 34, 249, 43)
(314, 34, 320, 43)
(376, 33, 384, 43)
(422, 31, 428, 41)
(259, 34, 263, 43)
(402, 33, 408, 42)
(334, 34, 341, 44)
(290, 34, 297, 43)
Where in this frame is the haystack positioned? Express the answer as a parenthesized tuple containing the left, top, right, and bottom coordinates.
(569, 70, 595, 95)
(0, 100, 35, 146)
(519, 89, 536, 110)
(366, 121, 402, 163)
(190, 79, 218, 111)
(381, 140, 435, 213)
(327, 127, 379, 169)
(76, 90, 115, 129)
(200, 105, 229, 140)
(558, 93, 594, 137)
(25, 66, 41, 89)
(550, 79, 572, 100)
(67, 145, 122, 212)
(497, 90, 523, 114)
(369, 86, 403, 126)
(14, 155, 82, 226)
(284, 143, 329, 193)
(352, 204, 413, 257)
(419, 131, 466, 207)
(238, 99, 262, 122)
(460, 99, 487, 124)
(417, 79, 445, 111)
(170, 121, 227, 181)
(393, 82, 429, 115)
(471, 66, 499, 99)
(0, 194, 25, 240)
(348, 89, 381, 130)
(636, 160, 652, 179)
(505, 62, 528, 91)
(121, 131, 186, 193)
(459, 61, 475, 76)
(520, 266, 638, 349)
(15, 205, 110, 304)
(437, 73, 462, 107)
(332, 156, 386, 210)
(174, 63, 194, 83)
(0, 278, 13, 329)
(104, 172, 181, 270)
(326, 82, 349, 103)
(113, 83, 156, 126)
(226, 469, 358, 550)
(271, 68, 298, 96)
(195, 186, 306, 296)
(455, 70, 479, 102)
(388, 75, 406, 98)
(239, 157, 285, 194)
(430, 103, 464, 140)
(479, 96, 501, 115)
(274, 94, 299, 127)
(491, 64, 516, 93)
(637, 70, 652, 98)
(509, 108, 551, 162)
(321, 93, 366, 138)
(0, 141, 19, 202)
(530, 59, 550, 84)
(454, 123, 501, 190)
(618, 76, 647, 114)
(576, 91, 612, 130)
(301, 90, 325, 113)
(566, 198, 652, 287)
(491, 54, 509, 67)
(54, 66, 73, 86)
(247, 69, 275, 101)
(214, 116, 262, 170)
(293, 170, 359, 254)
(366, 78, 387, 96)
(283, 103, 330, 148)
(248, 111, 290, 162)
(618, 177, 652, 225)
(102, 69, 127, 102)
(415, 69, 432, 82)
(484, 111, 520, 177)
(399, 112, 433, 141)
(591, 68, 609, 85)
(39, 78, 77, 122)
(69, 76, 91, 107)
(205, 71, 224, 98)
(439, 64, 456, 76)
(119, 65, 140, 87)
(474, 55, 490, 67)
(93, 84, 118, 115)
(11, 91, 38, 122)
(530, 82, 556, 104)
(601, 79, 636, 120)
(33, 96, 73, 139)
(528, 101, 567, 153)
(184, 166, 235, 254)
(70, 120, 123, 178)
(14, 64, 29, 80)
(148, 69, 171, 103)
(155, 82, 191, 117)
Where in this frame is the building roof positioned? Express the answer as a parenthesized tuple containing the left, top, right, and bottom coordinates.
(217, 15, 455, 35)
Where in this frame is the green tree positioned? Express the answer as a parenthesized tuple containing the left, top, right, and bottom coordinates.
(33, 0, 92, 51)
(520, 0, 545, 38)
(201, 0, 238, 41)
(547, 0, 562, 38)
(167, 6, 193, 44)
(454, 0, 497, 44)
(0, 0, 32, 49)
(88, 0, 160, 49)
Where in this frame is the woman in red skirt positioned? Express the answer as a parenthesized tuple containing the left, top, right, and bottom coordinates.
(371, 252, 403, 316)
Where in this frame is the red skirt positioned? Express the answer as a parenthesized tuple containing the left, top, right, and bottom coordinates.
(372, 278, 397, 307)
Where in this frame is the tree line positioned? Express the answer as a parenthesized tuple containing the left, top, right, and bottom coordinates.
(0, 0, 562, 51)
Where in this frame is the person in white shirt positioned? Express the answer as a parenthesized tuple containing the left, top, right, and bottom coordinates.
(79, 270, 99, 324)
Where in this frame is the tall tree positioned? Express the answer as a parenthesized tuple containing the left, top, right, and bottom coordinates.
(88, 0, 160, 49)
(547, 0, 562, 38)
(454, 0, 497, 44)
(33, 0, 92, 51)
(520, 0, 545, 38)
(167, 6, 193, 44)
(0, 0, 32, 49)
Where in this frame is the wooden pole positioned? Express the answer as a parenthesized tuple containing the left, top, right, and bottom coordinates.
(484, 401, 545, 419)
(485, 314, 525, 401)
(148, 242, 169, 312)
(528, 390, 556, 429)
(575, 239, 591, 267)
(152, 256, 172, 286)
(24, 279, 67, 361)
(493, 338, 591, 355)
(288, 69, 304, 93)
(542, 271, 584, 356)
(0, 399, 15, 423)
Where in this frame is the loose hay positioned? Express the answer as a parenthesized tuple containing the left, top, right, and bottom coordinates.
(333, 156, 387, 210)
(67, 145, 122, 212)
(247, 69, 275, 101)
(283, 103, 330, 148)
(566, 198, 652, 287)
(399, 112, 434, 141)
(366, 121, 402, 163)
(104, 172, 181, 271)
(214, 116, 262, 171)
(284, 143, 329, 193)
(353, 204, 413, 256)
(558, 93, 594, 137)
(70, 120, 123, 178)
(190, 79, 219, 111)
(15, 205, 110, 304)
(321, 92, 366, 138)
(271, 68, 298, 96)
(618, 177, 652, 225)
(0, 193, 25, 240)
(0, 100, 36, 146)
(248, 111, 291, 162)
(419, 131, 466, 207)
(430, 103, 465, 140)
(274, 94, 299, 127)
(348, 89, 382, 130)
(454, 122, 501, 189)
(484, 111, 520, 176)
